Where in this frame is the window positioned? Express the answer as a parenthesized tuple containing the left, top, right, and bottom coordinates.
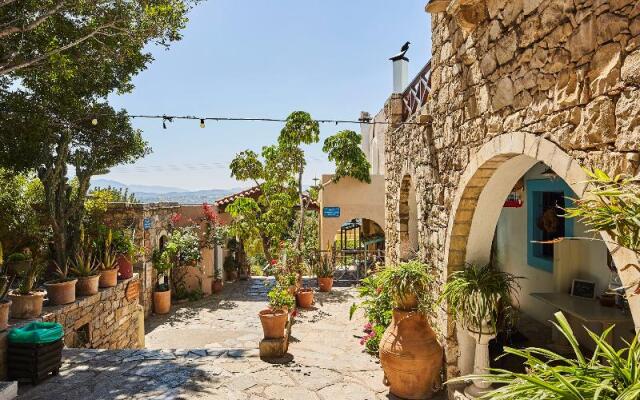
(526, 179, 575, 272)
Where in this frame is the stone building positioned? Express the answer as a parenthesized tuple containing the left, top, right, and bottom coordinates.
(370, 0, 640, 383)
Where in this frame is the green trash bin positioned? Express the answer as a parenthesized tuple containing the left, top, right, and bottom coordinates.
(8, 322, 64, 384)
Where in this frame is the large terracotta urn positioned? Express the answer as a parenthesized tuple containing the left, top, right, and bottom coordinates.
(379, 309, 443, 399)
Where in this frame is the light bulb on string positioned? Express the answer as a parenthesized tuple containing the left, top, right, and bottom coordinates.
(91, 118, 98, 126)
(200, 118, 206, 129)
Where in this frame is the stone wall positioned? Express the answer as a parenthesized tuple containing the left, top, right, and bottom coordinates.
(0, 276, 142, 379)
(103, 203, 180, 316)
(42, 277, 142, 349)
(383, 0, 640, 380)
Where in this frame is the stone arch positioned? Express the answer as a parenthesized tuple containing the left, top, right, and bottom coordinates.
(444, 132, 640, 371)
(398, 174, 419, 261)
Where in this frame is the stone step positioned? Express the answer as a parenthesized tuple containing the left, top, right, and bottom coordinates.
(0, 381, 17, 400)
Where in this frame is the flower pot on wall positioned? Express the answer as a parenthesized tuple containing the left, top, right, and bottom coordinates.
(44, 279, 77, 305)
(153, 289, 171, 314)
(259, 309, 287, 339)
(0, 300, 11, 331)
(76, 275, 100, 296)
(379, 309, 443, 399)
(317, 277, 334, 292)
(117, 254, 133, 280)
(99, 269, 118, 288)
(9, 290, 45, 319)
(296, 288, 314, 309)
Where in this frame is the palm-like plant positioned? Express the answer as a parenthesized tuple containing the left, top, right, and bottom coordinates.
(439, 263, 520, 334)
(450, 312, 640, 400)
(70, 249, 98, 277)
(378, 260, 435, 312)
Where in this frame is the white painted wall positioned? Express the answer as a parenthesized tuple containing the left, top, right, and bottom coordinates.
(494, 166, 634, 347)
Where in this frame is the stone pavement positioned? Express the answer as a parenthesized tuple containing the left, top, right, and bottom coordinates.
(18, 278, 447, 399)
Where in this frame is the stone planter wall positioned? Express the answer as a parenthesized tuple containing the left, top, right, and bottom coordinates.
(0, 276, 142, 379)
(382, 0, 640, 380)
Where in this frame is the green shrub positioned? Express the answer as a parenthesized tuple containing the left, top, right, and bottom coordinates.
(451, 312, 640, 400)
(267, 287, 295, 311)
(378, 260, 435, 312)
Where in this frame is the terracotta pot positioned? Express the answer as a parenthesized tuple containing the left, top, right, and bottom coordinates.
(153, 289, 171, 314)
(117, 254, 133, 280)
(379, 309, 443, 399)
(0, 300, 11, 331)
(212, 279, 223, 294)
(76, 275, 100, 296)
(99, 268, 118, 288)
(395, 293, 418, 310)
(259, 309, 288, 339)
(9, 290, 45, 319)
(317, 277, 334, 292)
(44, 279, 77, 305)
(296, 288, 314, 309)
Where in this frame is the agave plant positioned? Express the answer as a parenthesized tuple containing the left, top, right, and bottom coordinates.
(99, 230, 119, 271)
(16, 263, 44, 295)
(439, 263, 520, 334)
(51, 260, 75, 283)
(70, 249, 98, 278)
(450, 312, 640, 400)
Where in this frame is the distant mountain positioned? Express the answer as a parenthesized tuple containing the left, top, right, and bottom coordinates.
(90, 179, 240, 204)
(91, 179, 187, 194)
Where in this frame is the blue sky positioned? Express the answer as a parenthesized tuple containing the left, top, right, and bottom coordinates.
(105, 0, 432, 190)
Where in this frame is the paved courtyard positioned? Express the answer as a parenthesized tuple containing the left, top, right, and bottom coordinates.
(19, 278, 446, 399)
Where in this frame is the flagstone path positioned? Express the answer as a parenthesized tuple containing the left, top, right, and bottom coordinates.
(18, 278, 447, 399)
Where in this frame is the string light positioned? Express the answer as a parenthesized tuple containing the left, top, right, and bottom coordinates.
(91, 118, 98, 126)
(200, 118, 205, 129)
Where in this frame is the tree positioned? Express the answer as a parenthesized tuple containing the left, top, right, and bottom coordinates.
(0, 0, 197, 76)
(0, 1, 193, 266)
(228, 111, 372, 262)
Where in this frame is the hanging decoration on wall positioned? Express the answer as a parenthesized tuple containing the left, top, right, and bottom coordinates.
(537, 208, 560, 234)
(503, 178, 524, 208)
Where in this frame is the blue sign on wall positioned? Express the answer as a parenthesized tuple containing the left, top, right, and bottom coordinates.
(323, 207, 341, 218)
(143, 218, 152, 230)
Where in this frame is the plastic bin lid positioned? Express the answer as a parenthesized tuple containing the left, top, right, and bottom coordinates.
(8, 321, 64, 344)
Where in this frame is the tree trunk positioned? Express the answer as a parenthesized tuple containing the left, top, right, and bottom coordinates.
(295, 167, 305, 253)
(261, 234, 273, 263)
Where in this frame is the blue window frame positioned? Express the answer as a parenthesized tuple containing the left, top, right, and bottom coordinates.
(526, 179, 575, 272)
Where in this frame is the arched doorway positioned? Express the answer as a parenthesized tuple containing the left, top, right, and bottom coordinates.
(399, 175, 418, 261)
(444, 133, 640, 373)
(333, 217, 385, 280)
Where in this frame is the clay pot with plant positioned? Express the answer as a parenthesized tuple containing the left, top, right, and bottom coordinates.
(9, 262, 45, 319)
(212, 264, 224, 294)
(98, 230, 119, 288)
(44, 260, 77, 305)
(296, 287, 314, 308)
(0, 244, 15, 330)
(70, 249, 100, 296)
(113, 229, 138, 280)
(5, 251, 32, 277)
(152, 248, 173, 314)
(259, 287, 294, 339)
(313, 249, 336, 293)
(377, 261, 443, 400)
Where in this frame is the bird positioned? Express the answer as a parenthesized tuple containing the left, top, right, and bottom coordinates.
(390, 41, 411, 61)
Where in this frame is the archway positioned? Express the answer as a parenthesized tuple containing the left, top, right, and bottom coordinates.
(332, 217, 385, 280)
(398, 175, 418, 261)
(444, 132, 640, 373)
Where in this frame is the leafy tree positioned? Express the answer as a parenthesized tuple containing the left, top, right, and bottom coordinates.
(228, 112, 371, 262)
(0, 0, 197, 76)
(0, 0, 194, 267)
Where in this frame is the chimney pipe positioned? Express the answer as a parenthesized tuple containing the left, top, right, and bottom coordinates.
(392, 59, 408, 93)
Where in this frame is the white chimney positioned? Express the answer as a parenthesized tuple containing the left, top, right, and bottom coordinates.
(392, 58, 409, 93)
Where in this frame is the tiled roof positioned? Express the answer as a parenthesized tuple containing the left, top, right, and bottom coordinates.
(215, 186, 318, 211)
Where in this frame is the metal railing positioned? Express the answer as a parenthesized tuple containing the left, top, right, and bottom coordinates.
(402, 60, 432, 118)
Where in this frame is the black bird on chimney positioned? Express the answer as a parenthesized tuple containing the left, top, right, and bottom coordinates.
(390, 41, 410, 61)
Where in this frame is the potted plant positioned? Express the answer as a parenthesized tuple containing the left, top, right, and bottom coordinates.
(439, 263, 520, 398)
(113, 229, 138, 280)
(9, 263, 45, 319)
(5, 251, 32, 276)
(152, 248, 172, 314)
(98, 230, 119, 288)
(223, 254, 238, 282)
(259, 286, 294, 339)
(212, 263, 223, 294)
(314, 250, 336, 292)
(377, 261, 443, 400)
(296, 286, 314, 308)
(70, 249, 100, 296)
(44, 261, 77, 305)
(277, 272, 298, 296)
(0, 244, 14, 330)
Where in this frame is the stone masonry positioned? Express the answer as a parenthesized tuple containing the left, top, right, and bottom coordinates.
(381, 0, 640, 380)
